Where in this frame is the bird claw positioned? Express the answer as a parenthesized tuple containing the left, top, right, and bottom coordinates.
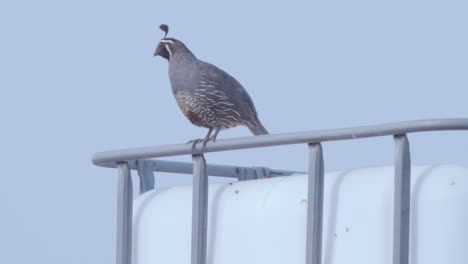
(188, 136, 217, 154)
(188, 138, 203, 153)
(187, 138, 208, 154)
(187, 129, 219, 154)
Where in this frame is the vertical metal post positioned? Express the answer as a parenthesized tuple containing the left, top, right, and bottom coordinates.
(136, 159, 155, 194)
(191, 154, 208, 264)
(393, 134, 411, 264)
(116, 162, 133, 264)
(306, 143, 325, 264)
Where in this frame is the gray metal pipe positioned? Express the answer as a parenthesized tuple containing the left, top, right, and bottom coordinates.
(191, 154, 208, 264)
(116, 162, 133, 264)
(93, 119, 468, 165)
(97, 159, 302, 178)
(306, 143, 325, 264)
(393, 135, 411, 264)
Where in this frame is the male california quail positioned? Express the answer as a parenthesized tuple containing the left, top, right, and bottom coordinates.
(154, 24, 268, 150)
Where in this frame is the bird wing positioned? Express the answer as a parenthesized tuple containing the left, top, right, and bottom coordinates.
(196, 61, 259, 127)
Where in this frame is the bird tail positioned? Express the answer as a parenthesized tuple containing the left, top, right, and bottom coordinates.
(248, 120, 269, 136)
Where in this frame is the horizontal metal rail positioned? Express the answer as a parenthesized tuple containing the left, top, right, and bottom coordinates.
(98, 159, 302, 178)
(92, 118, 468, 264)
(93, 118, 468, 166)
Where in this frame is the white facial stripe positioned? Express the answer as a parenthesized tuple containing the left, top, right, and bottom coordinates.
(160, 39, 174, 44)
(165, 44, 172, 57)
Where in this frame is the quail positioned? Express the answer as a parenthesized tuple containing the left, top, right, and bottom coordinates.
(154, 24, 269, 150)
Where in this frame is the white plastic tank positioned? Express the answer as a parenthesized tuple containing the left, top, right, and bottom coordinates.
(132, 165, 468, 264)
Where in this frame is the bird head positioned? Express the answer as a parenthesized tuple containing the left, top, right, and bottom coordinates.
(154, 24, 191, 60)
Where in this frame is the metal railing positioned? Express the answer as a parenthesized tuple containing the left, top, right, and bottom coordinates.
(92, 118, 468, 264)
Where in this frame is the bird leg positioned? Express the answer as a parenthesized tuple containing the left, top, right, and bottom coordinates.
(200, 127, 222, 150)
(211, 128, 222, 142)
(188, 127, 213, 153)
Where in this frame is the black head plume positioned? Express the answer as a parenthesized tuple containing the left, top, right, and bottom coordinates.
(159, 24, 169, 38)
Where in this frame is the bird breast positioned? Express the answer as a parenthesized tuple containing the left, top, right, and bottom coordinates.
(175, 87, 244, 129)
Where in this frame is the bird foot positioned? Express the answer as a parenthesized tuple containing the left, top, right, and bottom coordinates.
(187, 135, 217, 154)
(187, 138, 208, 153)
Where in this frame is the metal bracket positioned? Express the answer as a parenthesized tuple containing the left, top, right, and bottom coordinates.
(237, 167, 272, 180)
(237, 167, 256, 181)
(253, 167, 271, 179)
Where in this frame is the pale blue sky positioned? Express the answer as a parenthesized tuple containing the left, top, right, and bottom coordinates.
(1, 0, 467, 263)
